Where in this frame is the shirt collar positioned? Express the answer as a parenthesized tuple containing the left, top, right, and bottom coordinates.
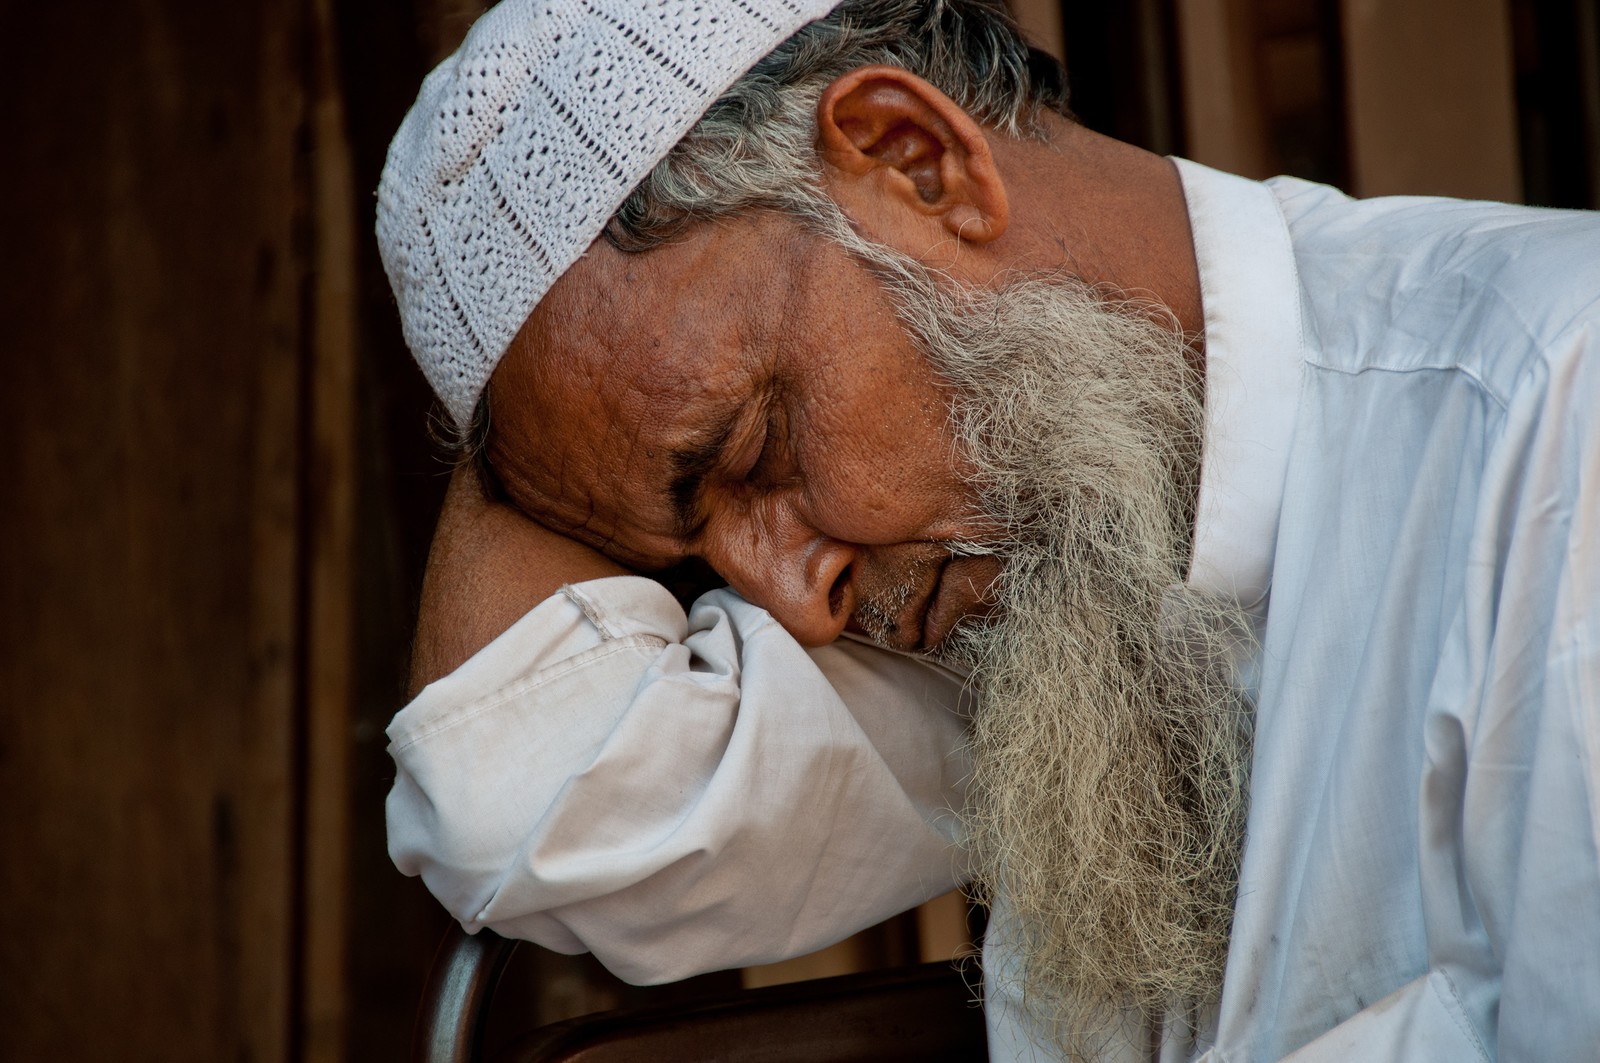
(1172, 157, 1307, 610)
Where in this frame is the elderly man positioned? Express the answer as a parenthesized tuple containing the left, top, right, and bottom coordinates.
(377, 1, 1600, 1059)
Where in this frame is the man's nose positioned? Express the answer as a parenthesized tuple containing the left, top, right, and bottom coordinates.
(709, 519, 856, 647)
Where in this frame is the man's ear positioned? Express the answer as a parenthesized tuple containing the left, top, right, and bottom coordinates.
(817, 65, 1009, 250)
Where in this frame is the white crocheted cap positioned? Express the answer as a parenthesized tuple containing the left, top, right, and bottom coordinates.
(377, 0, 841, 427)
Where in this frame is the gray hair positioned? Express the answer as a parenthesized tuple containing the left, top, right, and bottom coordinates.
(606, 0, 1070, 251)
(448, 1, 1065, 459)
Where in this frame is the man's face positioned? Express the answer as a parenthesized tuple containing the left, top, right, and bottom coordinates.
(487, 211, 1004, 650)
(491, 200, 1249, 1045)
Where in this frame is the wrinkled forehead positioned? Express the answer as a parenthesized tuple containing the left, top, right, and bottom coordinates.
(480, 209, 943, 548)
(480, 216, 814, 549)
(511, 216, 801, 400)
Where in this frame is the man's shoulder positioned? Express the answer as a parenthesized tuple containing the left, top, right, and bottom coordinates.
(1268, 177, 1600, 391)
(1270, 177, 1600, 312)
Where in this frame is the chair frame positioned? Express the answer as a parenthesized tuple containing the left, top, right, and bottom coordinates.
(411, 925, 987, 1062)
(413, 926, 521, 1063)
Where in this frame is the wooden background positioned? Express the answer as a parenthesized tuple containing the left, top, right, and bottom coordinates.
(2, 0, 1594, 1060)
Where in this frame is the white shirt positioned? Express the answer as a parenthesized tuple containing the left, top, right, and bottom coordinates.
(387, 160, 1600, 1060)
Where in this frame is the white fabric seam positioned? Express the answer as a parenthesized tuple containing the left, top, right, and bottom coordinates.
(389, 634, 668, 753)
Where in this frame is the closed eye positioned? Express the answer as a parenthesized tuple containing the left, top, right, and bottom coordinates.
(742, 403, 789, 491)
(668, 381, 787, 543)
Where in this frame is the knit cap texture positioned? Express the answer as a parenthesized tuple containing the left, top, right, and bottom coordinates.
(376, 0, 839, 426)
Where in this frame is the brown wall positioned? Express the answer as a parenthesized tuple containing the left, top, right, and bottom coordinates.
(2, 1, 1594, 1060)
(3, 2, 309, 1058)
(0, 0, 453, 1058)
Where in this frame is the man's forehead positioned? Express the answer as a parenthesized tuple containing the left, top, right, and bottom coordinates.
(485, 219, 807, 554)
(487, 351, 756, 565)
(512, 212, 812, 390)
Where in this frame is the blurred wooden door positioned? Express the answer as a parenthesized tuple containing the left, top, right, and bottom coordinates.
(4, 2, 1596, 1062)
(2, 0, 287, 1056)
(0, 0, 370, 1059)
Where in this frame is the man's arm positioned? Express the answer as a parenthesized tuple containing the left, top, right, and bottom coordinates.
(389, 468, 975, 984)
(408, 467, 626, 697)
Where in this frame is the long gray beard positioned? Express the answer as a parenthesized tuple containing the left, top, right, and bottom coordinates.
(829, 219, 1255, 1053)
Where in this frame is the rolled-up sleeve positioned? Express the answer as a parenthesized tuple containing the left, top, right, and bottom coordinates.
(386, 575, 973, 984)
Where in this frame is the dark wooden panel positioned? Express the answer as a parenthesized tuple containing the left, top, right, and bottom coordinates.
(332, 0, 482, 1055)
(1177, 0, 1348, 186)
(1513, 0, 1600, 208)
(1060, 0, 1187, 155)
(1342, 0, 1523, 199)
(0, 1, 308, 1059)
